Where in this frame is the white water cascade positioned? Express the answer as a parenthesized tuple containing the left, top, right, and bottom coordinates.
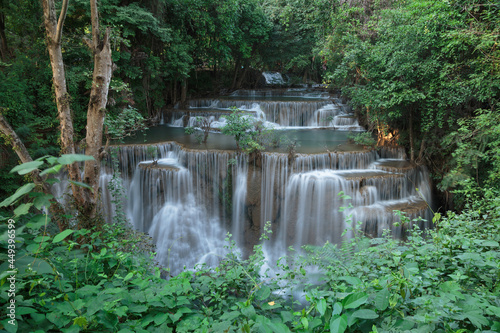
(262, 72, 288, 85)
(166, 89, 362, 129)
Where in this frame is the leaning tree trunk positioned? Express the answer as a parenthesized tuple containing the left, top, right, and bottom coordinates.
(0, 114, 69, 230)
(81, 0, 113, 224)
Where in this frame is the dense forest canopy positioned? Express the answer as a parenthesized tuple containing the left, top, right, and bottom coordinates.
(0, 0, 499, 332)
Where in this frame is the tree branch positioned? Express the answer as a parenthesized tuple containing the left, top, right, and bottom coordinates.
(55, 0, 69, 45)
(90, 0, 100, 50)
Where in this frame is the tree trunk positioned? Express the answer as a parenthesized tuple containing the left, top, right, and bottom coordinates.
(42, 0, 84, 203)
(81, 0, 113, 224)
(236, 61, 249, 89)
(173, 78, 178, 106)
(180, 77, 187, 108)
(417, 138, 425, 164)
(231, 58, 241, 91)
(0, 9, 10, 60)
(409, 108, 415, 162)
(303, 69, 308, 84)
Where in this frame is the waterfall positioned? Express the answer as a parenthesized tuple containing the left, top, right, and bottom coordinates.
(262, 72, 288, 85)
(231, 154, 249, 246)
(257, 151, 433, 262)
(96, 89, 434, 275)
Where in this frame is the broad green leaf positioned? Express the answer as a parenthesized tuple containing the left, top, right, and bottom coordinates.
(32, 192, 54, 210)
(114, 306, 128, 317)
(375, 289, 389, 311)
(0, 270, 14, 282)
(339, 276, 362, 286)
(256, 285, 271, 300)
(0, 183, 35, 207)
(52, 229, 74, 243)
(316, 298, 327, 316)
(26, 214, 50, 230)
(343, 292, 368, 309)
(73, 316, 88, 328)
(480, 240, 499, 247)
(14, 203, 33, 217)
(40, 164, 63, 176)
(46, 156, 58, 165)
(464, 310, 489, 329)
(16, 307, 38, 315)
(68, 180, 94, 191)
(220, 311, 240, 321)
(333, 302, 343, 315)
(31, 259, 54, 274)
(280, 310, 293, 323)
(301, 317, 309, 330)
(439, 281, 461, 292)
(330, 314, 348, 333)
(352, 309, 379, 319)
(211, 321, 232, 332)
(128, 304, 148, 313)
(154, 313, 169, 326)
(241, 304, 256, 319)
(10, 161, 43, 175)
(2, 318, 18, 333)
(57, 154, 94, 165)
(47, 311, 71, 327)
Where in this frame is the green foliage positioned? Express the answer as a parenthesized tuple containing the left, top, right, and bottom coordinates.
(104, 106, 148, 142)
(184, 117, 214, 144)
(221, 108, 257, 151)
(347, 132, 377, 149)
(220, 108, 288, 154)
(317, 0, 500, 205)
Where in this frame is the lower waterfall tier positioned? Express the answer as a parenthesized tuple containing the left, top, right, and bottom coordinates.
(96, 142, 433, 275)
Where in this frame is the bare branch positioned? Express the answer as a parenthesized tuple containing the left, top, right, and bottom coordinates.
(90, 0, 100, 50)
(55, 0, 69, 45)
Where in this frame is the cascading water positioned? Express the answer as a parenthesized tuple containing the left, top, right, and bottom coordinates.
(262, 72, 288, 85)
(100, 88, 434, 274)
(166, 89, 360, 129)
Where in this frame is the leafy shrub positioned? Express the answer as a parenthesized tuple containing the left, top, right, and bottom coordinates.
(348, 131, 377, 148)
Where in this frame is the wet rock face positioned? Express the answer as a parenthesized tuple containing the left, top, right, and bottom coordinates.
(243, 165, 263, 252)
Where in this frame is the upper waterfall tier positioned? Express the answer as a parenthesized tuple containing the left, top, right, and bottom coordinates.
(164, 88, 364, 130)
